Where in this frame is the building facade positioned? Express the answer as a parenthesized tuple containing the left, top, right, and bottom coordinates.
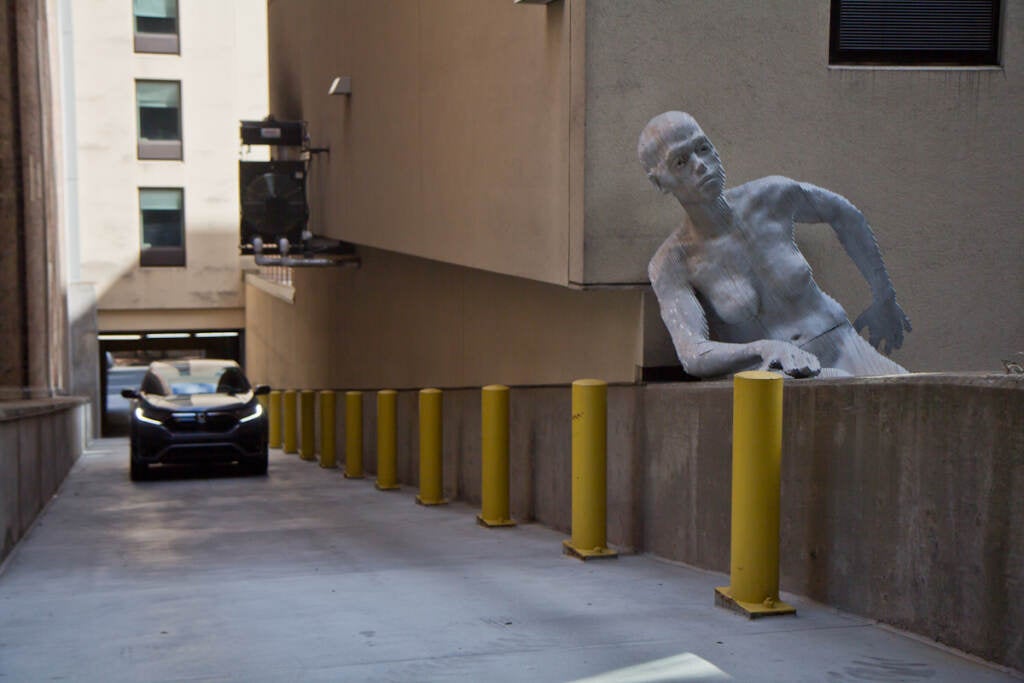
(67, 0, 268, 430)
(246, 0, 1022, 390)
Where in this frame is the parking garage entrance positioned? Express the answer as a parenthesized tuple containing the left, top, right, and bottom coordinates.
(99, 330, 243, 436)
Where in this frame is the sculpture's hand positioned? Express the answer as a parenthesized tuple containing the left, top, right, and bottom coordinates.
(753, 340, 821, 378)
(853, 294, 911, 355)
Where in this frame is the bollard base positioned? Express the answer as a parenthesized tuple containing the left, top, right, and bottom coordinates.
(562, 540, 618, 561)
(375, 482, 401, 491)
(300, 454, 316, 462)
(416, 495, 449, 506)
(343, 472, 365, 479)
(318, 462, 336, 469)
(477, 514, 517, 528)
(714, 586, 796, 619)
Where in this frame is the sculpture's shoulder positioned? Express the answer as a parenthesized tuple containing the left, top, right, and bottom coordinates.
(728, 175, 804, 209)
(648, 229, 689, 285)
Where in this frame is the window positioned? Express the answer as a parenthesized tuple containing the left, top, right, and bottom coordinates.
(830, 0, 1001, 66)
(139, 188, 185, 267)
(136, 80, 182, 159)
(133, 0, 179, 54)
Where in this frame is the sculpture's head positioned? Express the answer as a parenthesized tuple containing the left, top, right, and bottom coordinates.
(638, 111, 726, 205)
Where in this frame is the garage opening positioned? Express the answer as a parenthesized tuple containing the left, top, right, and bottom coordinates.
(98, 330, 243, 436)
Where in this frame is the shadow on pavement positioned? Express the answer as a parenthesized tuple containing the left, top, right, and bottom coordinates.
(130, 462, 268, 482)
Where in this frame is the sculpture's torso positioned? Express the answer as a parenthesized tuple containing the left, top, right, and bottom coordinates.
(672, 177, 847, 348)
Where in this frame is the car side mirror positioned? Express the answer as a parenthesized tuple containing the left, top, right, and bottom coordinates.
(253, 384, 271, 396)
(121, 388, 140, 399)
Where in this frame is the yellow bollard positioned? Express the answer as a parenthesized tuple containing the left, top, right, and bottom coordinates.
(375, 390, 400, 490)
(268, 390, 282, 449)
(300, 390, 316, 461)
(319, 390, 336, 468)
(283, 390, 298, 454)
(417, 388, 448, 505)
(562, 379, 617, 560)
(344, 391, 365, 479)
(477, 385, 515, 527)
(715, 371, 795, 618)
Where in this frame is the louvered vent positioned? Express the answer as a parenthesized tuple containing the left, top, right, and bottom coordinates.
(830, 0, 1000, 65)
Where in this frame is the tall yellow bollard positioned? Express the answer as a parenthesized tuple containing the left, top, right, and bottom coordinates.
(715, 371, 795, 618)
(319, 390, 336, 468)
(417, 388, 447, 505)
(562, 379, 617, 560)
(344, 391, 364, 479)
(375, 390, 400, 490)
(477, 385, 515, 527)
(267, 390, 282, 448)
(300, 390, 316, 461)
(283, 390, 298, 454)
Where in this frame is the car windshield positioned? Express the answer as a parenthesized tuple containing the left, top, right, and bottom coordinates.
(146, 361, 250, 396)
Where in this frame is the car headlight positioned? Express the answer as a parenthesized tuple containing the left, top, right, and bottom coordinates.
(238, 403, 264, 423)
(135, 407, 165, 426)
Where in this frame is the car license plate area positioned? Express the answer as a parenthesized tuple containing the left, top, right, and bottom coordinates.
(167, 412, 237, 433)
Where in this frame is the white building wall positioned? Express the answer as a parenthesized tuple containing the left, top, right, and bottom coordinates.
(73, 0, 267, 326)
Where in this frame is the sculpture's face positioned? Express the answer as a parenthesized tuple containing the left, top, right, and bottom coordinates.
(640, 113, 726, 205)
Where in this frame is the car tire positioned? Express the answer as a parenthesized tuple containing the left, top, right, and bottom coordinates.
(249, 449, 269, 476)
(130, 457, 148, 482)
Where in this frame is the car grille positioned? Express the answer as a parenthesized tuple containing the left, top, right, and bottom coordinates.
(166, 411, 238, 433)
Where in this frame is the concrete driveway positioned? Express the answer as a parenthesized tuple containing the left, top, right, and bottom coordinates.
(0, 439, 1019, 682)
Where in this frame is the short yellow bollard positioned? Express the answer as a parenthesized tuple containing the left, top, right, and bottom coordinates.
(375, 390, 400, 490)
(344, 391, 364, 479)
(300, 390, 316, 461)
(268, 390, 282, 449)
(319, 390, 336, 468)
(715, 371, 795, 618)
(562, 379, 617, 560)
(417, 389, 447, 505)
(283, 390, 298, 454)
(477, 385, 516, 527)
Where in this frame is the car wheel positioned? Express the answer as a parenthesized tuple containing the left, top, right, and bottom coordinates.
(130, 457, 148, 482)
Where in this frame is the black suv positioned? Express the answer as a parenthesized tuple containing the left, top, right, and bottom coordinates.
(122, 359, 270, 480)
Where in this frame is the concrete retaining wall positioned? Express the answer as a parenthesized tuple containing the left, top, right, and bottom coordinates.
(330, 374, 1022, 671)
(0, 398, 89, 564)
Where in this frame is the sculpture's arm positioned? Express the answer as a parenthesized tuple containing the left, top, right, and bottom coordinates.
(794, 182, 912, 354)
(649, 241, 820, 378)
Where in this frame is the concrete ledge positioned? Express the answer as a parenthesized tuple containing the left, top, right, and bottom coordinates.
(0, 396, 89, 422)
(332, 373, 1022, 672)
(0, 398, 89, 565)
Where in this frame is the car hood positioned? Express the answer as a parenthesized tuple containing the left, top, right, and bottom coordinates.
(142, 392, 254, 412)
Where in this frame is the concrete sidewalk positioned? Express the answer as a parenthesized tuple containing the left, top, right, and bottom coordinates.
(0, 439, 1018, 683)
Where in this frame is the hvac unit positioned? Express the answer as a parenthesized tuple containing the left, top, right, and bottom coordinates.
(239, 160, 308, 252)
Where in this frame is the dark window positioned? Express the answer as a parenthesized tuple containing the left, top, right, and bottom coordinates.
(134, 0, 179, 54)
(136, 81, 182, 159)
(139, 107, 179, 141)
(830, 0, 1001, 65)
(139, 188, 185, 267)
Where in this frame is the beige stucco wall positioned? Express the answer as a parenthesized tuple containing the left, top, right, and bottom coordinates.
(245, 248, 642, 390)
(583, 0, 1024, 371)
(73, 0, 267, 318)
(267, 0, 582, 287)
(97, 307, 244, 332)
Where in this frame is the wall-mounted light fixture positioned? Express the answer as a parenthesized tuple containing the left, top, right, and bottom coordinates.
(328, 76, 351, 96)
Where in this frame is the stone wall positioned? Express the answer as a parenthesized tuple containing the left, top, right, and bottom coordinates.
(0, 398, 89, 565)
(0, 0, 69, 396)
